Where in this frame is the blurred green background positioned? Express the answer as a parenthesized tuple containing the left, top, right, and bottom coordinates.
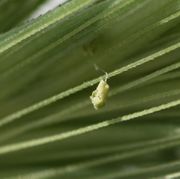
(0, 0, 180, 178)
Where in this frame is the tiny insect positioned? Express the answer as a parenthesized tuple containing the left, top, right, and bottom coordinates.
(90, 73, 109, 110)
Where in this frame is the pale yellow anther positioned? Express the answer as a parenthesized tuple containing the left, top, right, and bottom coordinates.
(90, 80, 109, 110)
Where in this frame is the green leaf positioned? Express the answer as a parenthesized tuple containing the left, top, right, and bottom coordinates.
(0, 0, 180, 178)
(0, 0, 48, 33)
